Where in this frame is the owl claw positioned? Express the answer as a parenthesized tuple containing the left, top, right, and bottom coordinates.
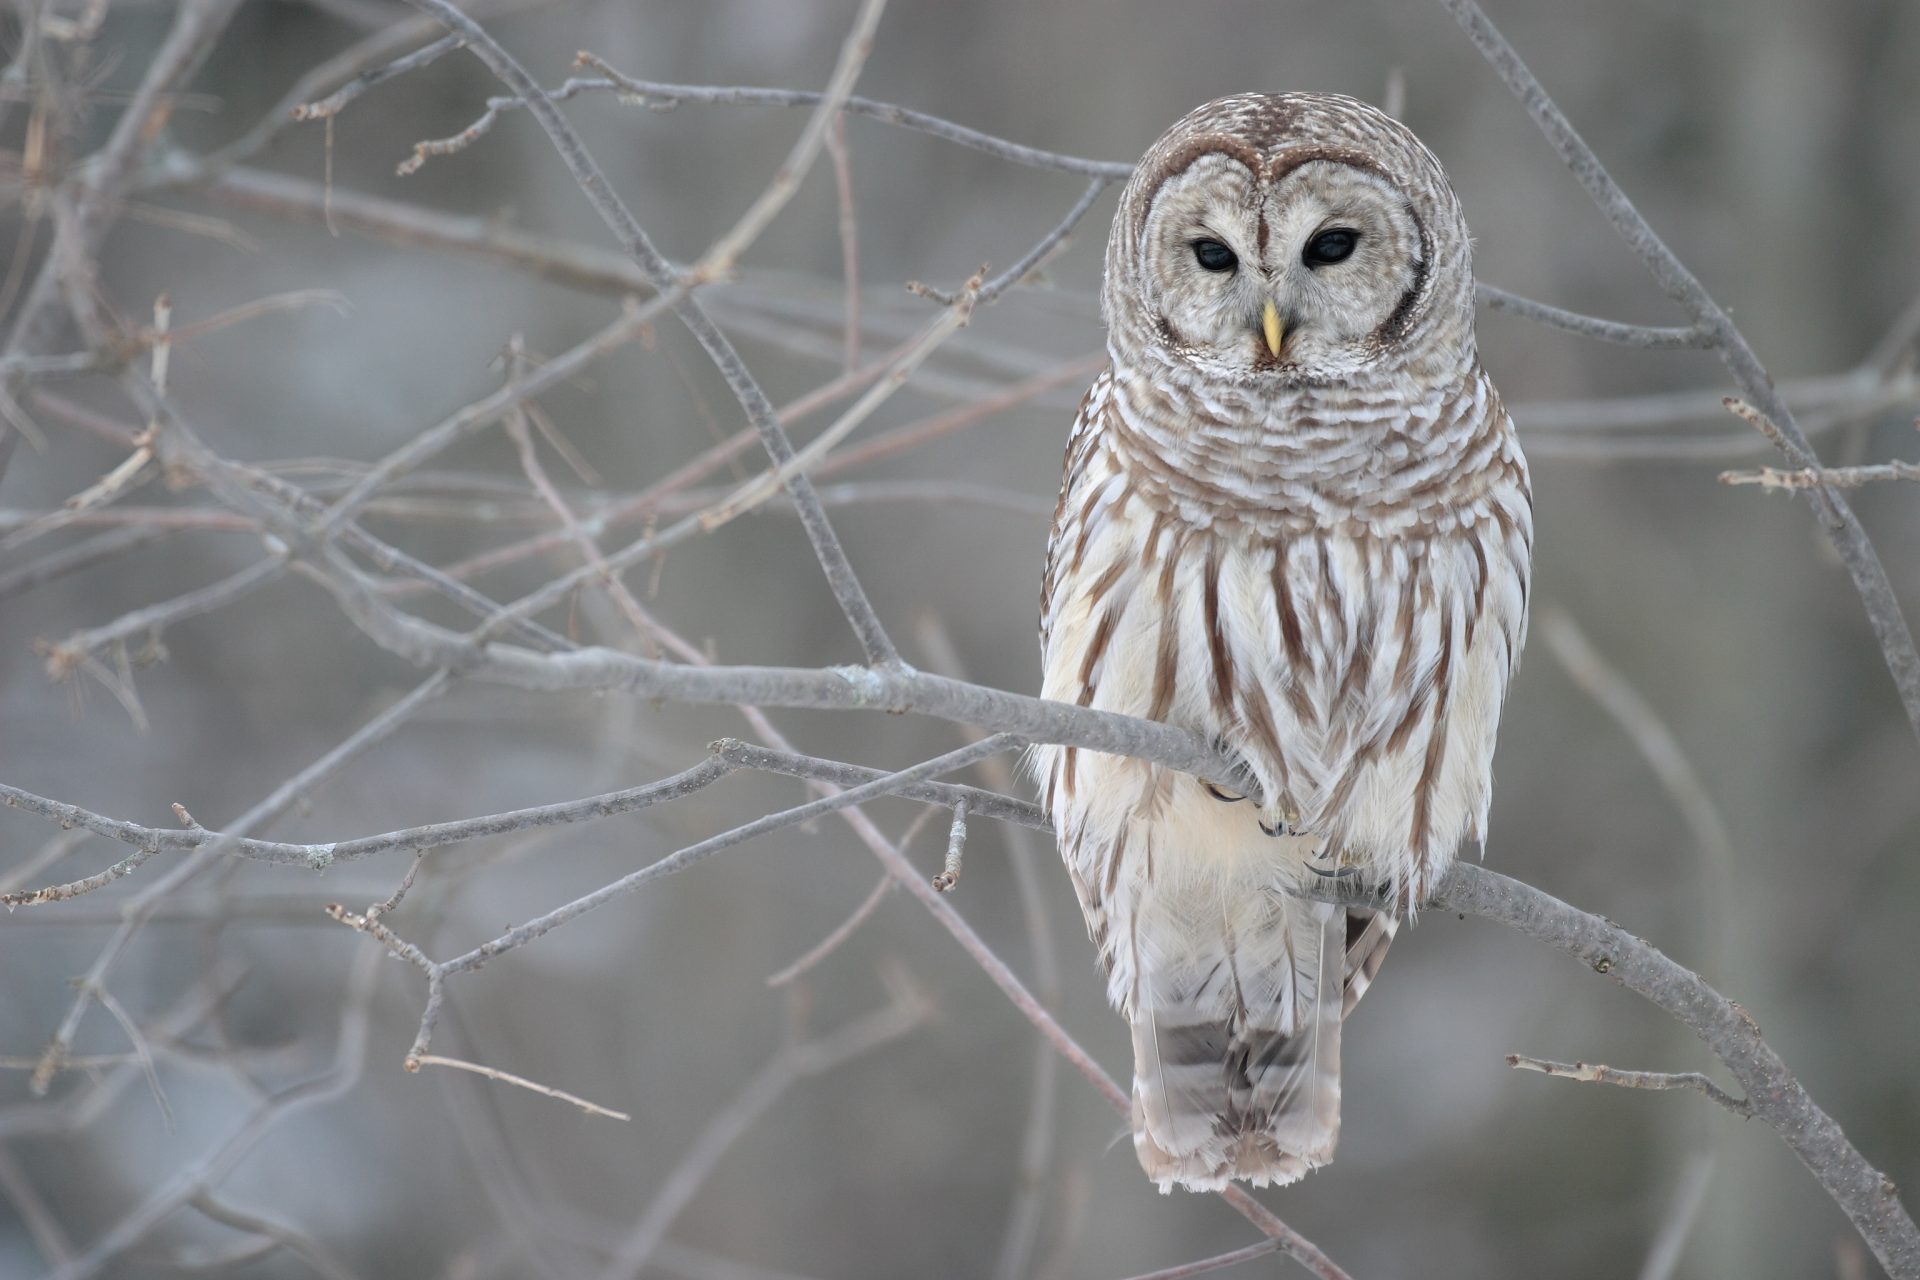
(1305, 862, 1358, 879)
(1204, 782, 1246, 804)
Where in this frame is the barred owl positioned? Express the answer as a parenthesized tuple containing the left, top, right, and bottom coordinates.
(1037, 93, 1531, 1191)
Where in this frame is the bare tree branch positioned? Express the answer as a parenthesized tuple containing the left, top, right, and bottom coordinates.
(1505, 1054, 1752, 1118)
(1431, 868, 1918, 1277)
(1439, 0, 1920, 747)
(1476, 284, 1709, 349)
(1721, 458, 1920, 492)
(594, 978, 930, 1280)
(397, 0, 903, 667)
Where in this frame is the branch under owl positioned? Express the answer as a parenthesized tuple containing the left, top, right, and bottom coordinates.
(7, 732, 1912, 1277)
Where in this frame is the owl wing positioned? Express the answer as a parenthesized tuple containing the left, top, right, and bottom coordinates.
(1039, 366, 1114, 653)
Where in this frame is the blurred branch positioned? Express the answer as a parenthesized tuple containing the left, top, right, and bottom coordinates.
(913, 178, 1109, 307)
(594, 976, 931, 1280)
(914, 613, 1065, 1280)
(1116, 1239, 1288, 1280)
(1540, 608, 1734, 1272)
(408, 1053, 631, 1122)
(486, 57, 1135, 181)
(36, 552, 288, 680)
(201, 165, 652, 293)
(37, 948, 381, 1280)
(1440, 0, 1920, 750)
(317, 297, 658, 530)
(685, 0, 889, 286)
(399, 0, 902, 667)
(291, 33, 465, 122)
(0, 526, 169, 602)
(0, 0, 245, 479)
(186, 1193, 359, 1280)
(1540, 609, 1733, 978)
(1476, 284, 1709, 349)
(1637, 1151, 1717, 1280)
(763, 872, 895, 988)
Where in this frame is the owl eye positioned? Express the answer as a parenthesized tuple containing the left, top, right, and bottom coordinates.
(1303, 228, 1359, 266)
(1190, 239, 1238, 272)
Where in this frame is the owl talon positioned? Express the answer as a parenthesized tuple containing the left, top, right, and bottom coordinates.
(1258, 818, 1287, 837)
(1305, 862, 1358, 879)
(1204, 782, 1246, 804)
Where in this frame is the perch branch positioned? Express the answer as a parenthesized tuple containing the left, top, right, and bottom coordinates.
(1429, 867, 1918, 1277)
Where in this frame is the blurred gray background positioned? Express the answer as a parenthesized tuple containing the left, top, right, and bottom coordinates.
(2, 0, 1918, 1277)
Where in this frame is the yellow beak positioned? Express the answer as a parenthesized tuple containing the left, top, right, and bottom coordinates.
(1261, 301, 1286, 359)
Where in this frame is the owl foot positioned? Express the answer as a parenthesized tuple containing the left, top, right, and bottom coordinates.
(1259, 799, 1306, 838)
(1301, 842, 1356, 877)
(1200, 740, 1261, 805)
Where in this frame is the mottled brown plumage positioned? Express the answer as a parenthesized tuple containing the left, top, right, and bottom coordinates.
(1036, 93, 1531, 1191)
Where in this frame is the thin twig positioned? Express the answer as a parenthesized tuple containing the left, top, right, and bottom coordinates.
(763, 873, 893, 988)
(1506, 1054, 1752, 1118)
(1477, 284, 1709, 349)
(432, 735, 1021, 978)
(560, 61, 1133, 180)
(292, 33, 464, 121)
(931, 797, 968, 892)
(38, 554, 288, 679)
(408, 1054, 630, 1122)
(1720, 458, 1920, 491)
(685, 0, 888, 284)
(0, 757, 736, 879)
(1114, 1238, 1287, 1280)
(914, 178, 1110, 307)
(825, 111, 860, 372)
(694, 280, 978, 531)
(2, 844, 157, 907)
(401, 0, 904, 667)
(89, 983, 175, 1134)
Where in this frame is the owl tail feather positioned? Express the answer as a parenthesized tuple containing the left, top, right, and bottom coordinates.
(1128, 898, 1397, 1192)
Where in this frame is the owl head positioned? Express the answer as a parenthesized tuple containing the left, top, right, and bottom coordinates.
(1104, 93, 1477, 389)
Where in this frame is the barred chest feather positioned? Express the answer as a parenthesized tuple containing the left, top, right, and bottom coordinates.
(1037, 365, 1531, 992)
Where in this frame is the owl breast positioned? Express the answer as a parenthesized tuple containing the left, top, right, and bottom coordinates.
(1038, 367, 1531, 912)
